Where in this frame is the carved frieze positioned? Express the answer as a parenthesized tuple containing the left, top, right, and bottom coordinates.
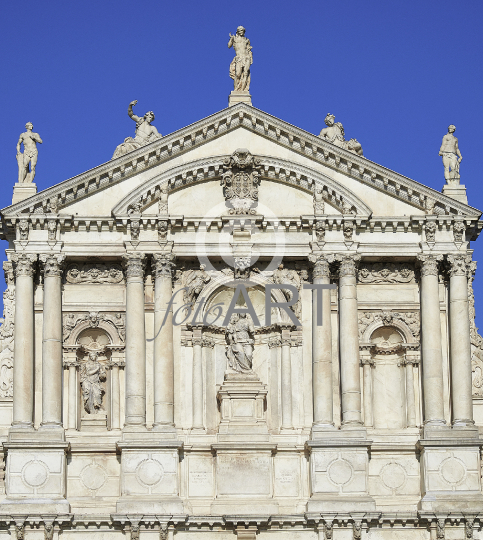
(357, 262, 415, 284)
(221, 149, 262, 215)
(65, 262, 124, 284)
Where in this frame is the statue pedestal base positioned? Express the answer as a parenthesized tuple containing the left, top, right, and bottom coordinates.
(12, 183, 37, 205)
(217, 372, 268, 442)
(229, 91, 252, 107)
(442, 183, 468, 204)
(80, 412, 107, 431)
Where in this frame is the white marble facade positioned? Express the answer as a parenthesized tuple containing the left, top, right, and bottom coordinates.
(0, 103, 483, 540)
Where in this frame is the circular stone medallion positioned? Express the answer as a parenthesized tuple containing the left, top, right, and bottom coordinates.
(22, 460, 49, 488)
(80, 463, 108, 491)
(327, 459, 353, 486)
(135, 459, 164, 487)
(440, 457, 466, 485)
(381, 462, 406, 490)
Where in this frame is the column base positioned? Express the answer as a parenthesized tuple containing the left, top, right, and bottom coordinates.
(418, 438, 483, 512)
(306, 437, 374, 511)
(116, 436, 183, 513)
(228, 91, 252, 107)
(2, 439, 70, 509)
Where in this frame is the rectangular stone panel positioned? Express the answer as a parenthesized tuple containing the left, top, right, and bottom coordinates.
(215, 453, 271, 497)
(188, 454, 214, 498)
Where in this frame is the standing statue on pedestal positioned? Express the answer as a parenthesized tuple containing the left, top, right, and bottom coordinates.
(228, 26, 253, 92)
(319, 113, 363, 156)
(112, 100, 162, 160)
(439, 125, 462, 184)
(80, 350, 106, 414)
(16, 122, 42, 183)
(226, 313, 255, 373)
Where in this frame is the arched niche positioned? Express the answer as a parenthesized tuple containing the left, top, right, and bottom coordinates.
(370, 326, 407, 429)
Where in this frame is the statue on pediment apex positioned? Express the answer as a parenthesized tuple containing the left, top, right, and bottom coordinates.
(319, 113, 363, 156)
(228, 26, 252, 92)
(112, 100, 162, 160)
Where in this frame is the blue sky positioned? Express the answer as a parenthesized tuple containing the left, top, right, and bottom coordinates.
(1, 1, 483, 324)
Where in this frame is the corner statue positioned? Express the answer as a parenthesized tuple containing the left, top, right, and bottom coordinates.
(439, 125, 462, 184)
(112, 100, 162, 160)
(228, 26, 253, 92)
(16, 122, 42, 183)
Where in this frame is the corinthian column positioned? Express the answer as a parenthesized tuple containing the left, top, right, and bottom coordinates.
(122, 253, 146, 429)
(152, 252, 176, 431)
(417, 254, 445, 426)
(39, 254, 65, 429)
(310, 255, 334, 428)
(192, 326, 204, 430)
(447, 254, 474, 426)
(280, 326, 293, 429)
(11, 253, 37, 429)
(338, 254, 362, 426)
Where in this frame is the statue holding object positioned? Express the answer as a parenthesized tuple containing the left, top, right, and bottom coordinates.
(319, 113, 363, 156)
(112, 100, 162, 160)
(228, 26, 253, 92)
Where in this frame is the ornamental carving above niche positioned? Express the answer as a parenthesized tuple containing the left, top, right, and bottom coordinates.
(63, 311, 125, 344)
(221, 149, 262, 214)
(65, 262, 124, 284)
(358, 262, 415, 284)
(358, 310, 420, 342)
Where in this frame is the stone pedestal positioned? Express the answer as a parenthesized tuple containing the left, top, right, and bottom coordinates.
(442, 183, 468, 204)
(116, 436, 184, 514)
(80, 412, 107, 431)
(1, 435, 70, 514)
(306, 435, 375, 512)
(12, 183, 37, 205)
(217, 372, 268, 442)
(418, 438, 483, 512)
(228, 91, 252, 107)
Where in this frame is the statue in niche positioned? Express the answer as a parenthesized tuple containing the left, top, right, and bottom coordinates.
(228, 26, 253, 92)
(439, 124, 462, 184)
(80, 350, 107, 414)
(319, 113, 363, 156)
(112, 100, 162, 160)
(272, 263, 302, 320)
(226, 313, 255, 373)
(16, 122, 43, 183)
(183, 265, 211, 306)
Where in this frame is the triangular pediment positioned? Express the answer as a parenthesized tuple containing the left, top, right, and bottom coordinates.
(2, 103, 481, 223)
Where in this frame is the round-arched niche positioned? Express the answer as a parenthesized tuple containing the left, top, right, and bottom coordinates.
(370, 326, 406, 429)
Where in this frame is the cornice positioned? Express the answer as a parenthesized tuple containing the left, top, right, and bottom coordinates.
(2, 104, 480, 221)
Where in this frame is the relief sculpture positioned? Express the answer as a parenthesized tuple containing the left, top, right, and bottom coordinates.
(0, 264, 15, 398)
(358, 262, 415, 284)
(65, 262, 124, 284)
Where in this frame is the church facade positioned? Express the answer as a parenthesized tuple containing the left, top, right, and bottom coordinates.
(0, 97, 483, 540)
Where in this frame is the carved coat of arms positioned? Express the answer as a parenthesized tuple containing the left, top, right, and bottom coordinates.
(221, 149, 262, 214)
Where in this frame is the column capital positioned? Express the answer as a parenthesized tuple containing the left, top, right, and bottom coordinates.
(39, 253, 66, 277)
(152, 252, 176, 280)
(10, 252, 37, 278)
(416, 253, 443, 277)
(446, 253, 472, 277)
(308, 253, 334, 279)
(336, 253, 361, 277)
(122, 252, 146, 279)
